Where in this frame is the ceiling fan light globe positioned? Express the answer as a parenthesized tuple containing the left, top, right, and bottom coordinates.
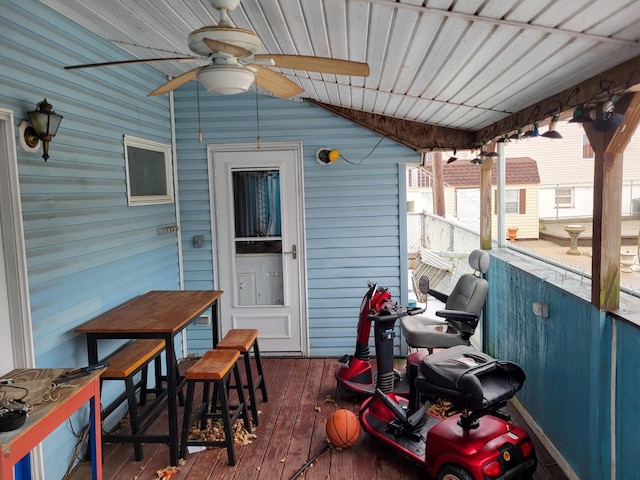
(199, 64, 255, 95)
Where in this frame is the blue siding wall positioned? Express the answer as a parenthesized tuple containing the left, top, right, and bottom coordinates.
(1, 1, 179, 477)
(173, 86, 418, 356)
(486, 249, 640, 480)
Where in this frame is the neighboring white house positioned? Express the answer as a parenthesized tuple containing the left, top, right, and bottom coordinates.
(504, 120, 640, 219)
(407, 157, 540, 239)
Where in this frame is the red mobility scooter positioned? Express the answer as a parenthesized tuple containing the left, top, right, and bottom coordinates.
(334, 282, 425, 397)
(358, 301, 537, 480)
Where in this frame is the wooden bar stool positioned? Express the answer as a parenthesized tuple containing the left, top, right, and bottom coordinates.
(216, 329, 268, 426)
(179, 349, 251, 466)
(100, 339, 165, 461)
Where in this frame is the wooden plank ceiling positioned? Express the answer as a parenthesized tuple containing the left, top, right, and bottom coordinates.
(45, 0, 640, 150)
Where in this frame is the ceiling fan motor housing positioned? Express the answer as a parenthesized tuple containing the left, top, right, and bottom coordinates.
(208, 0, 241, 12)
(188, 26, 262, 56)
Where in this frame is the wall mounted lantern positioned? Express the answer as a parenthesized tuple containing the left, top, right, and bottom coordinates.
(23, 98, 63, 161)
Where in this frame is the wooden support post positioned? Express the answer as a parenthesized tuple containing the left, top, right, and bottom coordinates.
(480, 155, 494, 250)
(586, 92, 640, 310)
(432, 151, 445, 217)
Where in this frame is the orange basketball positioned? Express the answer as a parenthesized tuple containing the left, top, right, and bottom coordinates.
(326, 409, 361, 448)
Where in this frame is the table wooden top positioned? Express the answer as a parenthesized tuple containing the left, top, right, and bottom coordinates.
(75, 290, 223, 335)
(0, 368, 102, 448)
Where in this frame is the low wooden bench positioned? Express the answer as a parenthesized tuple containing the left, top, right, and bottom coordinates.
(100, 338, 166, 461)
(180, 349, 251, 466)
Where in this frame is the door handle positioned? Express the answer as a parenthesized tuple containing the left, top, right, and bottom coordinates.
(284, 244, 297, 260)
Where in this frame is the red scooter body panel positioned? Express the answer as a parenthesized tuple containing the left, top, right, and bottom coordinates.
(335, 357, 373, 391)
(426, 414, 535, 479)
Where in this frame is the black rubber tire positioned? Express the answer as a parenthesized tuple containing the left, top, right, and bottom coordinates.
(438, 464, 474, 480)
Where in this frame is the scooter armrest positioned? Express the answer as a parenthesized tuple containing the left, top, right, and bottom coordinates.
(427, 288, 448, 303)
(435, 309, 478, 326)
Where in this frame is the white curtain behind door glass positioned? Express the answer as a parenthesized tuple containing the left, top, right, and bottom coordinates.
(233, 170, 281, 237)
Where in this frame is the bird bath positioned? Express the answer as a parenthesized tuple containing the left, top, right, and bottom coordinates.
(620, 250, 636, 273)
(564, 224, 586, 255)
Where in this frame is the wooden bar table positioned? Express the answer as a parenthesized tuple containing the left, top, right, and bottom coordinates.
(0, 368, 102, 480)
(75, 290, 223, 466)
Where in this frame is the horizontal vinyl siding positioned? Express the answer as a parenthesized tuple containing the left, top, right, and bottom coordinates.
(1, 1, 179, 477)
(174, 87, 419, 356)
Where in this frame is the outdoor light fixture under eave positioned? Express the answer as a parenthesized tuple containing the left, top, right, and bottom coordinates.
(568, 104, 593, 123)
(541, 114, 563, 139)
(24, 98, 63, 161)
(593, 95, 624, 132)
(521, 122, 539, 139)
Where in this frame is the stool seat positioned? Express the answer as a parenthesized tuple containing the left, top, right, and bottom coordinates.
(101, 339, 165, 379)
(185, 349, 240, 381)
(216, 328, 258, 353)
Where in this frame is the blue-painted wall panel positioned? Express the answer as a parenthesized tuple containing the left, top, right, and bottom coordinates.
(1, 1, 180, 477)
(173, 87, 418, 356)
(615, 319, 640, 480)
(487, 249, 621, 480)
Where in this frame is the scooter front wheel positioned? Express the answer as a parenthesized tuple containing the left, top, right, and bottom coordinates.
(438, 464, 473, 480)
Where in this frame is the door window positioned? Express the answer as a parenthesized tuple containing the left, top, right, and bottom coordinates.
(232, 170, 284, 306)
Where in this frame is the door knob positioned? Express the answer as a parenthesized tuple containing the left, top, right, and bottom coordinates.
(284, 244, 297, 259)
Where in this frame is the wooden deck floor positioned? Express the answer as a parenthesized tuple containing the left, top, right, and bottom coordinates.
(69, 357, 568, 480)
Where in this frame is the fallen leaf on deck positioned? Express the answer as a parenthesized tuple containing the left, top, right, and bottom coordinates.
(324, 395, 336, 403)
(156, 465, 180, 479)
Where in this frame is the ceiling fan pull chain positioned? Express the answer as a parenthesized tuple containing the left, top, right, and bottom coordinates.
(197, 81, 203, 143)
(255, 89, 261, 149)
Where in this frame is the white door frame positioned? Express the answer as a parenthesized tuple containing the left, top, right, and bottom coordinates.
(0, 109, 40, 477)
(208, 141, 309, 355)
(0, 109, 34, 370)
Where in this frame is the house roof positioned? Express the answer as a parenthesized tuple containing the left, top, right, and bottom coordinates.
(44, 0, 640, 150)
(424, 157, 540, 188)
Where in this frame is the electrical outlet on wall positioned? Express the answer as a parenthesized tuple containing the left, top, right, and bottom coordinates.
(532, 302, 549, 318)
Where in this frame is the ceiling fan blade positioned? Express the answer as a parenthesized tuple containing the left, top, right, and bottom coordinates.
(254, 54, 370, 76)
(148, 67, 203, 96)
(250, 64, 304, 98)
(203, 38, 251, 58)
(64, 57, 200, 70)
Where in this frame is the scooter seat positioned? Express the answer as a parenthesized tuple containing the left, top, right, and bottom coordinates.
(416, 345, 525, 411)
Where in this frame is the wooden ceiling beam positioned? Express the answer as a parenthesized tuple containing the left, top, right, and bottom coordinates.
(305, 99, 476, 153)
(475, 54, 640, 144)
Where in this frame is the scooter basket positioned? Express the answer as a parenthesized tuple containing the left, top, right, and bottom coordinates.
(416, 345, 525, 411)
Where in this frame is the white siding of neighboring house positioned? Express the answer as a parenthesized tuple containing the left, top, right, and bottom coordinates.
(408, 180, 539, 239)
(493, 184, 540, 240)
(504, 121, 640, 218)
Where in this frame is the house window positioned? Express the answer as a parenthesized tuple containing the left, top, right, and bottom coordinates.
(555, 187, 574, 208)
(124, 135, 174, 205)
(505, 189, 520, 214)
(582, 134, 594, 158)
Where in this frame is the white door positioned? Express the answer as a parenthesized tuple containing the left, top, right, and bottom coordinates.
(210, 142, 307, 355)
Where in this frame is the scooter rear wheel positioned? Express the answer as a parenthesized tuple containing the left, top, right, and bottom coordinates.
(438, 464, 473, 480)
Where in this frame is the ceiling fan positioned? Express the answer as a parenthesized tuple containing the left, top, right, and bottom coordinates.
(64, 0, 370, 99)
